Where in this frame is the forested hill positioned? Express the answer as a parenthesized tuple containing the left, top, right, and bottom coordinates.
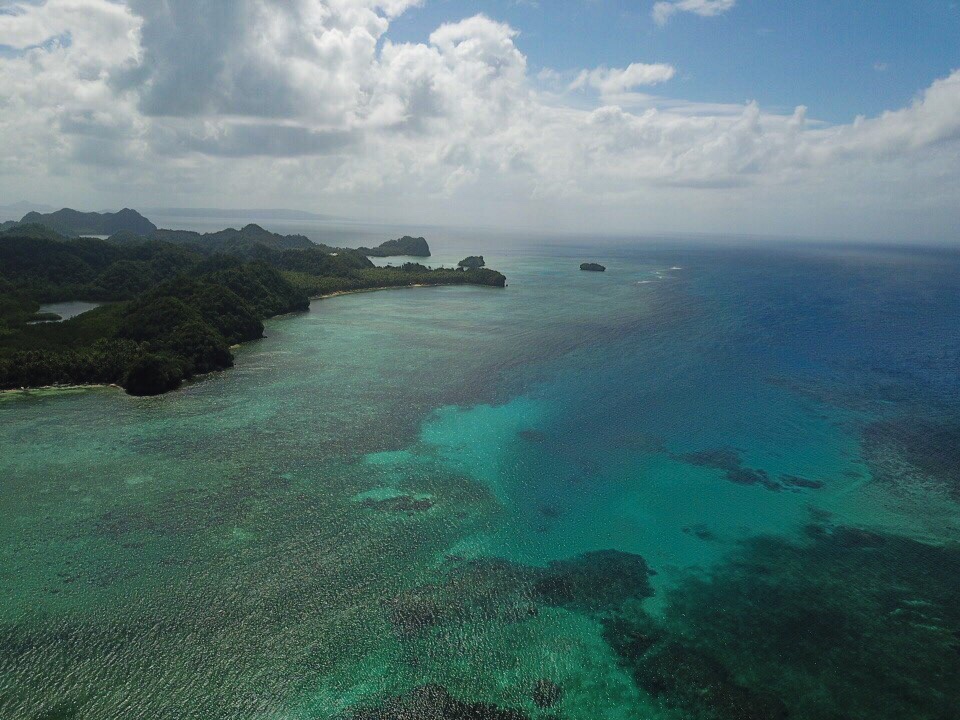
(356, 235, 431, 257)
(13, 206, 436, 258)
(19, 208, 157, 237)
(145, 224, 319, 255)
(0, 223, 505, 396)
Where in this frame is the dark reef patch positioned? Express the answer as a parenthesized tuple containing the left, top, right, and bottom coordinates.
(616, 638, 789, 720)
(678, 447, 822, 492)
(387, 587, 453, 638)
(532, 550, 655, 613)
(862, 417, 960, 499)
(602, 523, 960, 720)
(778, 474, 824, 490)
(602, 613, 789, 719)
(682, 524, 717, 541)
(531, 679, 562, 709)
(678, 448, 780, 491)
(517, 429, 547, 443)
(387, 549, 656, 644)
(342, 684, 529, 719)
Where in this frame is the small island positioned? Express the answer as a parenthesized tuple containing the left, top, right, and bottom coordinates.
(356, 235, 430, 257)
(0, 210, 505, 397)
(458, 256, 485, 269)
(580, 263, 606, 272)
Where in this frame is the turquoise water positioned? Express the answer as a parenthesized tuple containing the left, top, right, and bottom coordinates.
(2, 241, 960, 719)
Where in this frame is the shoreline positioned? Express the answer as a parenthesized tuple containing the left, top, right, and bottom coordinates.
(2, 282, 501, 397)
(309, 283, 430, 300)
(310, 280, 507, 301)
(2, 285, 453, 396)
(0, 383, 119, 397)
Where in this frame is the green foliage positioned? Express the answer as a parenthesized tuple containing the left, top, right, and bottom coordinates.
(139, 224, 316, 256)
(268, 247, 374, 274)
(0, 339, 143, 389)
(118, 296, 205, 342)
(283, 265, 506, 297)
(0, 222, 65, 241)
(161, 321, 233, 375)
(123, 353, 185, 396)
(0, 219, 504, 396)
(0, 233, 199, 301)
(0, 232, 302, 394)
(19, 208, 157, 237)
(203, 259, 311, 317)
(172, 281, 263, 344)
(458, 256, 485, 268)
(357, 235, 431, 257)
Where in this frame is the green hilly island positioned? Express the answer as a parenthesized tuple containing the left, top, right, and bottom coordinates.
(0, 212, 505, 396)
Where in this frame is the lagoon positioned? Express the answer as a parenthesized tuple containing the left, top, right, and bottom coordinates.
(1, 239, 959, 719)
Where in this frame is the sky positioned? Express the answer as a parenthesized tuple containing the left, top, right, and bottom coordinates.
(0, 0, 959, 242)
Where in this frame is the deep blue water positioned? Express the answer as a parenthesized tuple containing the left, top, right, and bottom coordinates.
(1, 238, 959, 719)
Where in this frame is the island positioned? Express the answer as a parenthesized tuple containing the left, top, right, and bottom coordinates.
(0, 212, 505, 397)
(355, 236, 430, 257)
(458, 256, 485, 269)
(18, 208, 157, 237)
(138, 223, 317, 254)
(580, 263, 606, 272)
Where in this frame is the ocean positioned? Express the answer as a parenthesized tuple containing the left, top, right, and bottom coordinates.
(2, 232, 959, 719)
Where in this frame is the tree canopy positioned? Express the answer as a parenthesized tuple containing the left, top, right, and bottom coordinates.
(0, 220, 504, 395)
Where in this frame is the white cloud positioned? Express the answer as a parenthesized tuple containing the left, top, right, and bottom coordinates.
(570, 63, 676, 95)
(653, 0, 736, 26)
(0, 0, 958, 241)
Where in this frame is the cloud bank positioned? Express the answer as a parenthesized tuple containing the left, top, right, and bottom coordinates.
(0, 0, 958, 241)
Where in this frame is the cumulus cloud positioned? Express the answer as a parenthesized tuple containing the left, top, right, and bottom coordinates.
(653, 0, 736, 26)
(113, 0, 421, 121)
(0, 0, 958, 241)
(570, 63, 676, 95)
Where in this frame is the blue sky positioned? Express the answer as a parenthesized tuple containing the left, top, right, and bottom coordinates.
(388, 0, 960, 122)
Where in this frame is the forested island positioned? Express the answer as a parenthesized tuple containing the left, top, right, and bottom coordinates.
(458, 256, 485, 268)
(356, 235, 430, 257)
(0, 212, 505, 396)
(3, 209, 430, 258)
(580, 263, 606, 272)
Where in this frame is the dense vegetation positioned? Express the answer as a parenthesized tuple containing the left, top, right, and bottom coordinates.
(17, 208, 157, 237)
(0, 219, 505, 396)
(458, 255, 485, 268)
(15, 205, 432, 258)
(356, 235, 430, 257)
(580, 262, 606, 272)
(283, 262, 507, 297)
(143, 224, 317, 255)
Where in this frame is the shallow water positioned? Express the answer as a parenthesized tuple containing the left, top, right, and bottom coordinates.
(2, 240, 960, 719)
(28, 301, 102, 323)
